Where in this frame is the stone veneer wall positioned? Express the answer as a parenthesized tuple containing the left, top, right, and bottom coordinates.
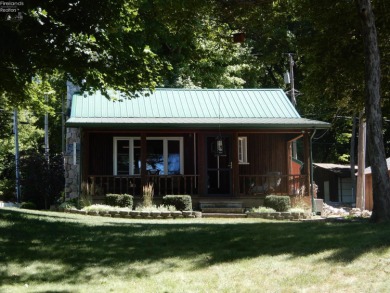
(64, 81, 81, 199)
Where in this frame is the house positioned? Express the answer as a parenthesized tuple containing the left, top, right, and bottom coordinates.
(363, 157, 390, 211)
(313, 163, 357, 204)
(64, 84, 330, 209)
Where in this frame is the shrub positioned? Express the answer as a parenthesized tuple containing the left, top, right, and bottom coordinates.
(162, 195, 192, 211)
(142, 183, 154, 207)
(106, 194, 133, 208)
(19, 201, 37, 210)
(58, 199, 78, 210)
(264, 195, 291, 212)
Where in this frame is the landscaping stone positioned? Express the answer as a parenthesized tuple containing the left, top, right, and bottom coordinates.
(182, 211, 193, 218)
(171, 211, 182, 218)
(130, 210, 140, 218)
(151, 211, 161, 219)
(160, 211, 172, 219)
(119, 211, 129, 217)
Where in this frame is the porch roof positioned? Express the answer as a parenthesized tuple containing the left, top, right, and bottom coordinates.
(66, 88, 330, 129)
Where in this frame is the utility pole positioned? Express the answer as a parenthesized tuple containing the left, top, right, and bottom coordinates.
(284, 53, 298, 158)
(13, 109, 21, 203)
(288, 53, 297, 107)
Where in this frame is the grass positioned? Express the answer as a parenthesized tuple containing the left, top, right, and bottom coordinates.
(1, 208, 390, 292)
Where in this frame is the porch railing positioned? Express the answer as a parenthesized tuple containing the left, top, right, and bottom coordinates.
(239, 174, 307, 196)
(88, 175, 199, 197)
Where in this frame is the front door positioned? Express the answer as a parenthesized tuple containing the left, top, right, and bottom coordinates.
(206, 136, 232, 196)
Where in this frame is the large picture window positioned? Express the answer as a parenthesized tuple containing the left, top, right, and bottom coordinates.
(113, 137, 183, 175)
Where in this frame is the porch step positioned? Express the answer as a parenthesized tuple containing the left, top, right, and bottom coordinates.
(201, 207, 245, 214)
(202, 213, 248, 218)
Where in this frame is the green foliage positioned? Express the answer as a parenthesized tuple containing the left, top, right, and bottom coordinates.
(135, 205, 177, 212)
(105, 194, 133, 208)
(82, 204, 131, 213)
(162, 195, 192, 211)
(142, 183, 154, 207)
(58, 199, 77, 210)
(249, 206, 276, 213)
(264, 195, 291, 212)
(19, 201, 37, 210)
(19, 151, 64, 209)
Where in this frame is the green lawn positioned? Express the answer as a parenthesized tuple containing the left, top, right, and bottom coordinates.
(1, 208, 390, 293)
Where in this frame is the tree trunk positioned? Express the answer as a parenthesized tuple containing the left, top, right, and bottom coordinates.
(356, 0, 390, 222)
(356, 113, 366, 210)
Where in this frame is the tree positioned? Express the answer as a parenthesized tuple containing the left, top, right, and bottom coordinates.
(356, 0, 390, 222)
(0, 0, 165, 103)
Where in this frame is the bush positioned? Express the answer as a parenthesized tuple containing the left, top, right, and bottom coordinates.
(59, 199, 78, 210)
(106, 194, 133, 208)
(20, 201, 37, 210)
(264, 195, 291, 212)
(162, 195, 192, 211)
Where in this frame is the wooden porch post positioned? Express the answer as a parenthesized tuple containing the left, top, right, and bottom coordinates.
(303, 132, 311, 197)
(140, 133, 147, 189)
(197, 133, 206, 196)
(232, 132, 240, 196)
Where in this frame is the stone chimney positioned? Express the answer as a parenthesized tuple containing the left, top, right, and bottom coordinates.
(64, 81, 81, 199)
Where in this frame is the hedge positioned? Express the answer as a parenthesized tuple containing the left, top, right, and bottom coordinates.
(264, 195, 291, 212)
(162, 195, 192, 211)
(106, 194, 133, 208)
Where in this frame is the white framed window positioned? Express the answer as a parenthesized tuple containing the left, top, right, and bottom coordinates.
(113, 137, 184, 175)
(238, 136, 249, 164)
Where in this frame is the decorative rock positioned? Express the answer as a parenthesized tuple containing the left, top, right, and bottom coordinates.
(119, 211, 129, 217)
(171, 211, 182, 218)
(151, 211, 161, 219)
(182, 211, 193, 218)
(193, 211, 202, 218)
(160, 211, 172, 219)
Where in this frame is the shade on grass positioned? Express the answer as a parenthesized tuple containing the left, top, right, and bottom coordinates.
(1, 209, 390, 292)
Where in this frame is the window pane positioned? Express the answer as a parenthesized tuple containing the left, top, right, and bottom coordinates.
(168, 140, 180, 175)
(147, 140, 164, 174)
(117, 140, 129, 175)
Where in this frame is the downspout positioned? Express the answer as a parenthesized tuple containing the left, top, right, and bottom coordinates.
(310, 128, 317, 213)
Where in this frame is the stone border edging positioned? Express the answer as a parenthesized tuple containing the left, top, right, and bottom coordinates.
(64, 209, 202, 219)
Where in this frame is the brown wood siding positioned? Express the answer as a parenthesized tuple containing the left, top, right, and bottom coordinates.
(313, 168, 339, 201)
(238, 133, 290, 175)
(88, 133, 113, 175)
(365, 170, 390, 211)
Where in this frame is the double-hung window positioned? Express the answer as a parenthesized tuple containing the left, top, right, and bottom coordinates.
(113, 137, 183, 175)
(238, 136, 248, 164)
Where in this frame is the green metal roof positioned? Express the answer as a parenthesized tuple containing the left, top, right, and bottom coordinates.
(66, 88, 330, 129)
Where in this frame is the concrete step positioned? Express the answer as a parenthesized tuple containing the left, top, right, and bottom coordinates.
(201, 207, 245, 214)
(202, 213, 248, 218)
